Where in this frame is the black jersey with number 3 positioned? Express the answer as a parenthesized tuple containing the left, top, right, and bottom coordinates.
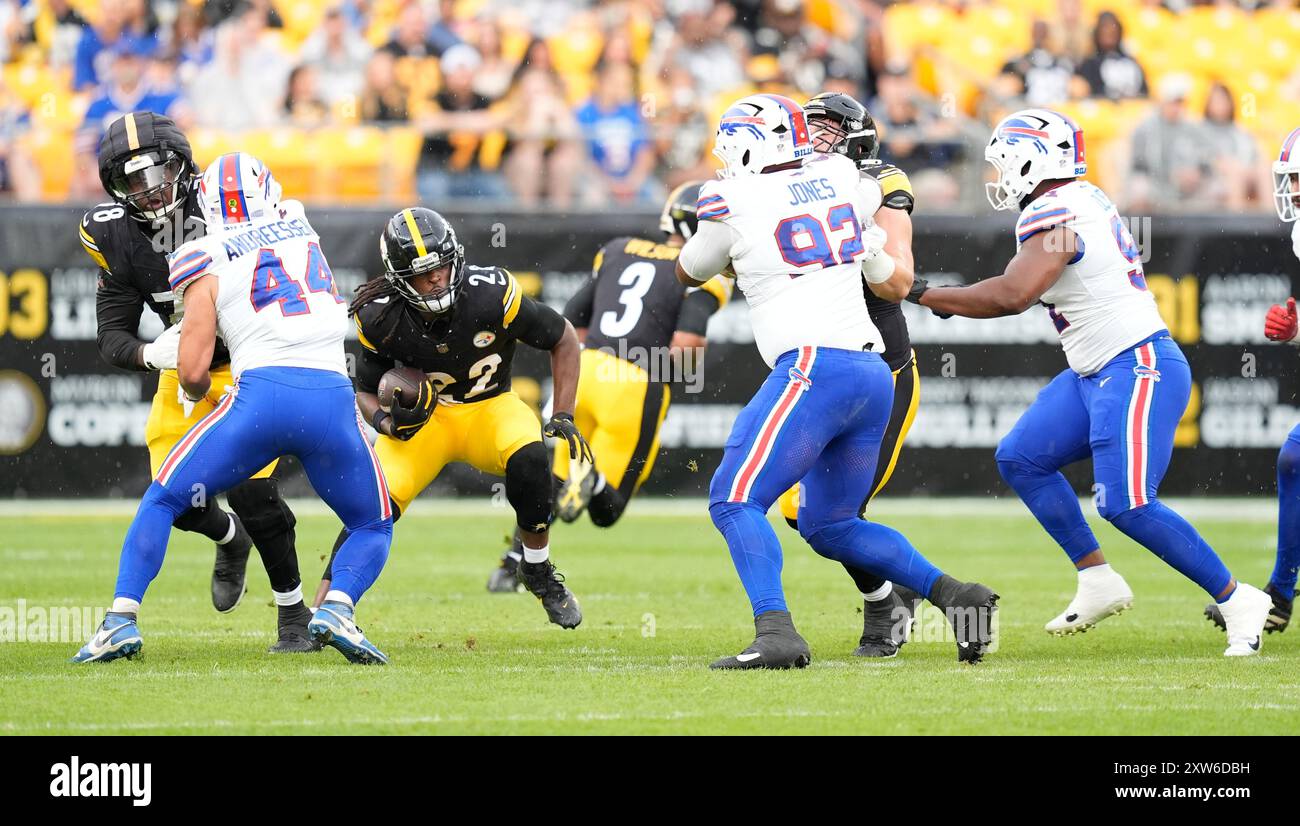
(354, 265, 566, 404)
(580, 236, 697, 358)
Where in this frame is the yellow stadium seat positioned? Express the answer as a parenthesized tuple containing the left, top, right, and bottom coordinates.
(881, 3, 955, 66)
(239, 130, 320, 201)
(1057, 99, 1122, 145)
(27, 84, 87, 131)
(385, 126, 423, 202)
(19, 128, 75, 200)
(547, 25, 604, 77)
(317, 127, 387, 203)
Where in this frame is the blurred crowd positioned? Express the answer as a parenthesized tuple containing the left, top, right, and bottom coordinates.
(0, 0, 1297, 211)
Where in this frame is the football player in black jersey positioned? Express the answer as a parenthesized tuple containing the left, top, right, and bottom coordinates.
(775, 92, 924, 658)
(312, 207, 590, 628)
(485, 182, 733, 591)
(81, 112, 313, 653)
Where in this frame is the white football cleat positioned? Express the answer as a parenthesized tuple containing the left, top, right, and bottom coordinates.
(1045, 563, 1134, 635)
(1219, 582, 1271, 657)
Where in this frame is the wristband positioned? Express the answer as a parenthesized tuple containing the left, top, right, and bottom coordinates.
(370, 407, 392, 434)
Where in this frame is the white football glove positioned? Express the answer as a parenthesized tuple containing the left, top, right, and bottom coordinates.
(178, 383, 200, 419)
(141, 322, 181, 371)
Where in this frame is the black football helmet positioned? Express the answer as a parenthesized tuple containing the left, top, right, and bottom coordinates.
(803, 92, 879, 167)
(380, 207, 465, 315)
(659, 180, 705, 240)
(97, 111, 197, 223)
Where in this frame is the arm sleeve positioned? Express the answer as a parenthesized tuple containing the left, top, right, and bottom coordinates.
(356, 342, 395, 394)
(511, 294, 568, 351)
(678, 219, 738, 281)
(95, 272, 149, 372)
(674, 288, 721, 338)
(564, 275, 597, 328)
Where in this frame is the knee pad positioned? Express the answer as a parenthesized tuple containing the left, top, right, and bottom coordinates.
(227, 477, 297, 539)
(506, 442, 554, 532)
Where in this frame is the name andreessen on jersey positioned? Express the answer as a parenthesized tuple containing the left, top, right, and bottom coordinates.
(220, 216, 314, 258)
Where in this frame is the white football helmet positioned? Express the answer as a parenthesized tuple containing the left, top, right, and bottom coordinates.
(712, 93, 814, 179)
(1272, 127, 1300, 222)
(985, 109, 1086, 211)
(197, 152, 283, 228)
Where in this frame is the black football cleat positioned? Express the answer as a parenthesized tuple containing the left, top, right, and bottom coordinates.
(487, 533, 524, 593)
(710, 610, 811, 670)
(928, 575, 999, 664)
(1205, 582, 1294, 634)
(555, 462, 597, 523)
(518, 558, 582, 629)
(212, 514, 251, 613)
(853, 584, 921, 658)
(269, 601, 321, 653)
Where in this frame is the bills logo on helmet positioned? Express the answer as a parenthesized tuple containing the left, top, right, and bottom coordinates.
(719, 106, 767, 141)
(998, 118, 1050, 153)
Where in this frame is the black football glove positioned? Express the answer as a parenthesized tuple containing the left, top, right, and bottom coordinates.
(389, 379, 436, 441)
(906, 276, 954, 319)
(544, 412, 593, 464)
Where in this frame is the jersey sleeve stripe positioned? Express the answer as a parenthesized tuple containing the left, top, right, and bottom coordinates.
(697, 194, 724, 207)
(168, 257, 211, 291)
(698, 206, 731, 221)
(354, 314, 378, 352)
(502, 273, 523, 326)
(1016, 207, 1071, 229)
(171, 249, 208, 269)
(78, 225, 99, 251)
(1017, 212, 1074, 242)
(79, 226, 109, 270)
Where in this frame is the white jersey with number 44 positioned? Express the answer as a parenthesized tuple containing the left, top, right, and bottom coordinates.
(698, 153, 885, 366)
(167, 200, 350, 378)
(1016, 180, 1166, 376)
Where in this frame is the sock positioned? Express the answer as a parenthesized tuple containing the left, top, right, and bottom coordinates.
(710, 500, 787, 616)
(115, 483, 189, 603)
(523, 543, 550, 564)
(329, 521, 392, 605)
(174, 503, 236, 543)
(803, 518, 943, 598)
(324, 589, 353, 607)
(215, 514, 237, 544)
(997, 458, 1100, 562)
(586, 482, 626, 527)
(1271, 432, 1300, 594)
(273, 586, 304, 607)
(278, 599, 311, 626)
(248, 527, 300, 593)
(1078, 562, 1113, 582)
(862, 581, 893, 602)
(1215, 582, 1238, 605)
(1109, 502, 1232, 598)
(844, 564, 887, 598)
(111, 597, 140, 615)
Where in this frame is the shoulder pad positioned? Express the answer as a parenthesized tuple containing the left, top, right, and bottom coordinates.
(864, 163, 915, 213)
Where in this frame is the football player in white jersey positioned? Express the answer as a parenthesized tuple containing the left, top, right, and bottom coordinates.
(907, 109, 1272, 656)
(74, 153, 395, 665)
(677, 93, 998, 668)
(1205, 127, 1300, 635)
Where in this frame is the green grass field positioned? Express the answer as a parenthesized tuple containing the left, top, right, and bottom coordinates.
(1, 499, 1296, 735)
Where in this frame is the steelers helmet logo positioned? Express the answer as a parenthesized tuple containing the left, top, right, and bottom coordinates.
(0, 370, 45, 455)
(473, 331, 496, 348)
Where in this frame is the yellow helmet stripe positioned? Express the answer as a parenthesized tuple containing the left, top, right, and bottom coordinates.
(402, 208, 428, 258)
(124, 112, 140, 151)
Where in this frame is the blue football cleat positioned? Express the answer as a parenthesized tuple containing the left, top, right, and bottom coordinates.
(309, 601, 388, 665)
(71, 612, 142, 663)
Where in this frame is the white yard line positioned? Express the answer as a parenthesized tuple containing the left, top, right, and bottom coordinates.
(0, 497, 1281, 520)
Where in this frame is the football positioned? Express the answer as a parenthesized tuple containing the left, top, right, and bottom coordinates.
(377, 366, 430, 412)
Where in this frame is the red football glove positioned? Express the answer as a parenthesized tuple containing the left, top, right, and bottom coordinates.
(1265, 297, 1298, 342)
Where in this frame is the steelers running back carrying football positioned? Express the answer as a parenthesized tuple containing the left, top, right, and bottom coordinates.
(80, 111, 313, 653)
(312, 207, 592, 628)
(486, 182, 732, 592)
(775, 92, 925, 658)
